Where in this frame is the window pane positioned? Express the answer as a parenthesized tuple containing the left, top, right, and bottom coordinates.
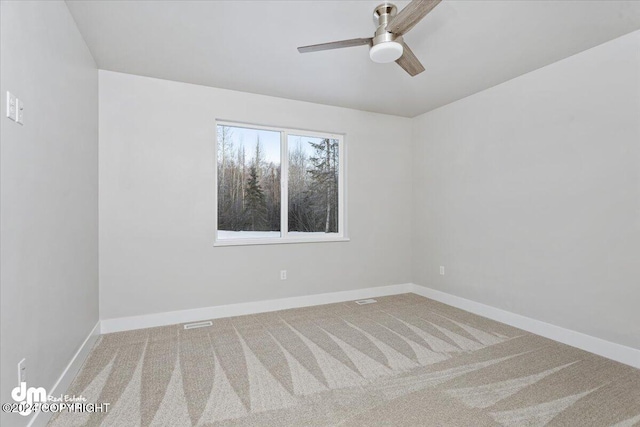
(288, 135, 340, 235)
(217, 125, 281, 239)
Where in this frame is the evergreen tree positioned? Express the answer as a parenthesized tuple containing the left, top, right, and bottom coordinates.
(244, 164, 267, 230)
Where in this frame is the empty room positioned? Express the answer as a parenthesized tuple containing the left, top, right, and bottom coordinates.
(1, 0, 639, 426)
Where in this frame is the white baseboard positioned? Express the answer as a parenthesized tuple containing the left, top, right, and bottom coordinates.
(28, 321, 101, 427)
(99, 282, 639, 369)
(100, 283, 414, 334)
(410, 284, 640, 369)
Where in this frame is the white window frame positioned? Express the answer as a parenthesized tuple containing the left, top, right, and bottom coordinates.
(214, 120, 348, 247)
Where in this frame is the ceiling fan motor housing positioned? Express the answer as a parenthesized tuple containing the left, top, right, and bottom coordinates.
(370, 3, 403, 63)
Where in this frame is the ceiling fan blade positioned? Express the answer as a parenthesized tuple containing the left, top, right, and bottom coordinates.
(395, 42, 425, 76)
(298, 38, 372, 53)
(386, 0, 441, 36)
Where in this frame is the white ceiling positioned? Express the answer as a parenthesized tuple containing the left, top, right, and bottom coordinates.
(66, 0, 640, 117)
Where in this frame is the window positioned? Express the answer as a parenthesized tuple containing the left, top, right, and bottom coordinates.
(215, 122, 346, 245)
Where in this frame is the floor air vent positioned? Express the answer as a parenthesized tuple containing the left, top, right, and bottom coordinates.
(183, 320, 213, 330)
(354, 299, 377, 305)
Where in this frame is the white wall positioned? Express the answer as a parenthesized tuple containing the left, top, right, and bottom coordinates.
(98, 70, 413, 320)
(0, 1, 99, 426)
(0, 6, 637, 423)
(412, 30, 640, 349)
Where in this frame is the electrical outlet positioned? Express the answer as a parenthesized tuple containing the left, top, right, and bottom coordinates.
(18, 358, 26, 384)
(280, 270, 287, 280)
(6, 91, 17, 121)
(439, 266, 445, 275)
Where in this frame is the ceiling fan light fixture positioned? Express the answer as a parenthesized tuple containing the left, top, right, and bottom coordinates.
(369, 41, 403, 63)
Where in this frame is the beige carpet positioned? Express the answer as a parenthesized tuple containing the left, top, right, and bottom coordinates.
(49, 294, 640, 426)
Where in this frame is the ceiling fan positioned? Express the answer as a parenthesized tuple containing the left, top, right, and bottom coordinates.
(297, 0, 441, 77)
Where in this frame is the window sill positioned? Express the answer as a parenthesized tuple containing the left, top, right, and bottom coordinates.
(213, 236, 350, 247)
